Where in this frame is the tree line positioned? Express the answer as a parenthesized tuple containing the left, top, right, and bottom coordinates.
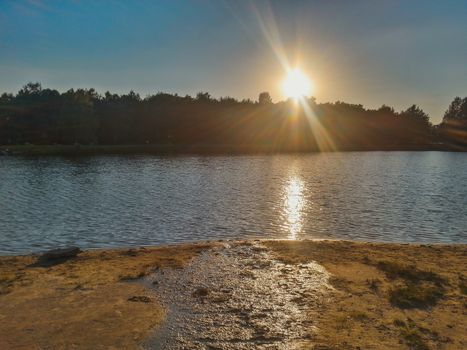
(0, 82, 466, 151)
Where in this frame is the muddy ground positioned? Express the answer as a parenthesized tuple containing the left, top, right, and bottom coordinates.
(0, 240, 466, 349)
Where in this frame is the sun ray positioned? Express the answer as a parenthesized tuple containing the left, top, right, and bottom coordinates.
(299, 98, 337, 152)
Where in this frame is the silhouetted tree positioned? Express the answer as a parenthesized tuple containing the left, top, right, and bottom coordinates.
(443, 97, 467, 121)
(398, 105, 431, 144)
(439, 97, 467, 147)
(196, 92, 212, 103)
(1, 82, 465, 151)
(258, 92, 272, 105)
(17, 82, 42, 97)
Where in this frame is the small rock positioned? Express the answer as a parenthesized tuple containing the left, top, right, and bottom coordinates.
(128, 295, 153, 303)
(42, 247, 81, 260)
(123, 249, 139, 257)
(192, 287, 209, 297)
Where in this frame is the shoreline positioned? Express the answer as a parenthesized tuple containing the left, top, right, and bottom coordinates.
(1, 239, 466, 349)
(2, 143, 467, 156)
(2, 237, 466, 258)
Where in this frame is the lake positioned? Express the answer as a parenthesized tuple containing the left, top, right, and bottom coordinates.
(1, 152, 466, 255)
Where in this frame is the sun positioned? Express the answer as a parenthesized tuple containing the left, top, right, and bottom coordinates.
(282, 68, 313, 99)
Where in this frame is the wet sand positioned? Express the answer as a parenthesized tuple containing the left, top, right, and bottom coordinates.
(0, 240, 466, 349)
(145, 241, 331, 349)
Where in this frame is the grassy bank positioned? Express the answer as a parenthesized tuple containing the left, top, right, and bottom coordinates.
(0, 240, 465, 349)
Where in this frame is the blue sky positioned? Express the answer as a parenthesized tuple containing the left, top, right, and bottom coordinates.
(0, 0, 466, 123)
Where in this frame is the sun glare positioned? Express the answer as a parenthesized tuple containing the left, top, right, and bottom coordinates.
(282, 69, 313, 99)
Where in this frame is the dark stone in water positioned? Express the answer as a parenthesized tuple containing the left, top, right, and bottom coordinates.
(42, 247, 81, 260)
(0, 148, 12, 156)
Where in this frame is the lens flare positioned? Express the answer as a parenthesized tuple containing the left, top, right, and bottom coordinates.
(282, 69, 313, 99)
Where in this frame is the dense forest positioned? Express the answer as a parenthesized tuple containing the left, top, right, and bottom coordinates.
(0, 82, 466, 152)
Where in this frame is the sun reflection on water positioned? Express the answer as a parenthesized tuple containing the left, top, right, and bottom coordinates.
(284, 176, 304, 239)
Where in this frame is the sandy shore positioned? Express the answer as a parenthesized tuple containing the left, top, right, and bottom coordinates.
(0, 240, 466, 349)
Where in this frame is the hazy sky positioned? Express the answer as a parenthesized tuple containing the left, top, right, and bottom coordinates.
(1, 0, 466, 123)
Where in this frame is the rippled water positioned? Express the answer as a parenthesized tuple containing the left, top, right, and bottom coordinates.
(1, 152, 466, 254)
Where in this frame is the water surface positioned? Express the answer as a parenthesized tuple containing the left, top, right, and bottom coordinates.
(1, 152, 466, 254)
